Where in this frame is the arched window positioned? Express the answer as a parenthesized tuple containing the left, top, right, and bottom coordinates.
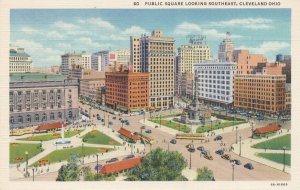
(58, 112, 62, 119)
(68, 111, 73, 119)
(42, 113, 47, 121)
(35, 114, 39, 121)
(26, 115, 31, 122)
(50, 113, 55, 120)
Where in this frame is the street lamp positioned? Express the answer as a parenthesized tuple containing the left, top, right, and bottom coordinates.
(32, 168, 35, 181)
(235, 126, 238, 144)
(189, 149, 192, 169)
(283, 146, 286, 172)
(25, 151, 28, 177)
(108, 115, 110, 128)
(251, 120, 254, 138)
(232, 162, 235, 181)
(96, 154, 99, 178)
(159, 115, 162, 128)
(239, 136, 242, 156)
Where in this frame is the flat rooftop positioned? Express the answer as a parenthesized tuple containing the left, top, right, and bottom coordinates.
(10, 73, 67, 82)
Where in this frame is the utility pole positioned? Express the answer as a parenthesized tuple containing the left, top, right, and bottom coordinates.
(239, 136, 242, 156)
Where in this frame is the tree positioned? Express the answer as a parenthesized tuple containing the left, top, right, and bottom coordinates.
(56, 153, 80, 181)
(126, 148, 187, 181)
(196, 167, 214, 181)
(83, 166, 116, 181)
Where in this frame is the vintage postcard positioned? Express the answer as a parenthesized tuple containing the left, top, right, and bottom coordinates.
(0, 0, 299, 189)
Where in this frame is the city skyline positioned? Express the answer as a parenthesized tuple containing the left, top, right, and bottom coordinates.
(11, 9, 290, 68)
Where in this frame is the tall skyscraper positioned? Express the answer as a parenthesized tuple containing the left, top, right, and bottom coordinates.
(9, 45, 32, 73)
(91, 50, 117, 72)
(131, 30, 175, 109)
(115, 49, 130, 65)
(218, 32, 234, 62)
(61, 52, 92, 75)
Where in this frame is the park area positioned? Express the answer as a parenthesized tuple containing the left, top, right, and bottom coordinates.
(257, 153, 291, 166)
(150, 118, 191, 133)
(10, 143, 43, 164)
(81, 130, 121, 145)
(31, 146, 112, 166)
(196, 120, 245, 133)
(211, 113, 246, 122)
(17, 130, 83, 141)
(252, 134, 291, 150)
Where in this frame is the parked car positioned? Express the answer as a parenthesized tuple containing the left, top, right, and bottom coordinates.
(240, 112, 248, 116)
(155, 125, 159, 128)
(188, 147, 196, 153)
(256, 115, 264, 120)
(97, 116, 101, 120)
(108, 121, 113, 125)
(94, 164, 102, 171)
(221, 154, 231, 160)
(186, 143, 194, 149)
(145, 129, 152, 134)
(125, 121, 130, 125)
(112, 116, 116, 120)
(215, 149, 224, 155)
(123, 154, 135, 160)
(214, 135, 223, 141)
(201, 150, 208, 156)
(204, 155, 213, 160)
(106, 158, 118, 163)
(170, 139, 177, 144)
(197, 146, 205, 151)
(119, 118, 123, 121)
(133, 132, 139, 135)
(231, 159, 241, 165)
(244, 163, 254, 170)
(96, 113, 100, 117)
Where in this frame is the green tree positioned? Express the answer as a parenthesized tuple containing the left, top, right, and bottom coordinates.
(56, 153, 80, 181)
(126, 148, 187, 181)
(196, 167, 214, 181)
(83, 166, 116, 181)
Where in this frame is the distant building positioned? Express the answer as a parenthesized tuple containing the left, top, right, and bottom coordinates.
(285, 83, 291, 111)
(105, 68, 149, 113)
(9, 45, 32, 73)
(9, 73, 79, 129)
(91, 51, 117, 72)
(194, 62, 236, 108)
(115, 49, 130, 65)
(234, 74, 286, 113)
(232, 49, 267, 74)
(61, 52, 91, 75)
(277, 54, 291, 84)
(81, 52, 91, 70)
(218, 33, 234, 62)
(180, 72, 194, 99)
(68, 64, 84, 80)
(131, 30, 175, 109)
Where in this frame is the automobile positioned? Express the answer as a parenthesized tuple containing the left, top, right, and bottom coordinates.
(112, 116, 116, 120)
(155, 125, 159, 128)
(133, 132, 139, 135)
(123, 154, 135, 160)
(145, 129, 152, 133)
(106, 158, 119, 163)
(125, 122, 130, 125)
(186, 143, 194, 149)
(221, 154, 231, 160)
(97, 116, 101, 120)
(240, 112, 248, 116)
(96, 113, 99, 117)
(204, 155, 213, 160)
(108, 121, 113, 125)
(101, 119, 104, 122)
(228, 109, 237, 114)
(188, 147, 196, 153)
(215, 149, 224, 155)
(170, 139, 177, 144)
(256, 115, 264, 120)
(119, 118, 123, 121)
(244, 163, 254, 170)
(214, 135, 223, 141)
(197, 146, 205, 151)
(201, 150, 208, 156)
(231, 159, 241, 165)
(94, 164, 102, 171)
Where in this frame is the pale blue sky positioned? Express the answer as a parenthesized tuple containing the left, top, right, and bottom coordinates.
(11, 9, 291, 68)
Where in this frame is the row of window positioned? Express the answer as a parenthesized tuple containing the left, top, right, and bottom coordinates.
(10, 111, 73, 124)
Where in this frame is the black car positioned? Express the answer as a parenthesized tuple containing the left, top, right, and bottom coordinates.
(112, 116, 116, 120)
(123, 154, 135, 160)
(215, 149, 224, 155)
(108, 121, 113, 125)
(97, 116, 101, 120)
(133, 132, 139, 135)
(214, 135, 223, 141)
(94, 164, 102, 171)
(231, 159, 241, 165)
(197, 146, 205, 151)
(119, 118, 123, 121)
(201, 150, 208, 156)
(244, 163, 254, 170)
(106, 158, 119, 163)
(145, 129, 152, 134)
(170, 139, 177, 144)
(188, 147, 196, 153)
(125, 122, 130, 125)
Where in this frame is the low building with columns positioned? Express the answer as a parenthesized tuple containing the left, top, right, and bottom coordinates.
(9, 73, 79, 129)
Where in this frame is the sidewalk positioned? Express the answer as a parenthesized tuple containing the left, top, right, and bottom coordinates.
(232, 129, 291, 173)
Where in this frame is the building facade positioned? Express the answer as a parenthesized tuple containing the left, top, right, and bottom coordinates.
(68, 64, 84, 79)
(116, 49, 130, 65)
(105, 70, 149, 112)
(232, 49, 267, 74)
(61, 52, 91, 75)
(218, 33, 234, 62)
(234, 74, 286, 113)
(194, 62, 237, 107)
(81, 53, 91, 69)
(9, 73, 79, 128)
(80, 70, 105, 103)
(285, 83, 291, 112)
(9, 46, 32, 73)
(131, 30, 175, 109)
(91, 51, 117, 72)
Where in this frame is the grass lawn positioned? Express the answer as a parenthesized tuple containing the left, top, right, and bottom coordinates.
(81, 130, 121, 145)
(252, 134, 291, 150)
(211, 113, 246, 122)
(31, 146, 112, 166)
(150, 119, 191, 133)
(196, 121, 245, 133)
(10, 143, 43, 164)
(17, 130, 83, 141)
(257, 153, 291, 166)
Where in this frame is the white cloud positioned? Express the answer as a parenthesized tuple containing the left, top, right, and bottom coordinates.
(46, 31, 64, 39)
(78, 17, 115, 30)
(20, 26, 39, 35)
(174, 22, 242, 39)
(122, 26, 146, 36)
(212, 18, 273, 30)
(53, 21, 78, 30)
(77, 37, 112, 49)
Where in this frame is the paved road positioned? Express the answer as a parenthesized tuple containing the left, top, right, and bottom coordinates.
(16, 102, 290, 181)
